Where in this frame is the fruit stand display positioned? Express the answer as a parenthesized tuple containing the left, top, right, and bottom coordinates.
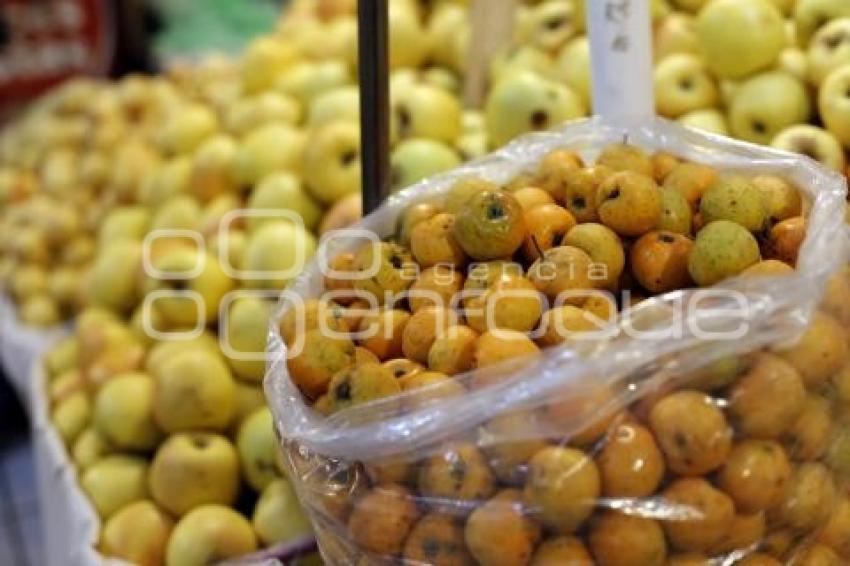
(0, 0, 848, 565)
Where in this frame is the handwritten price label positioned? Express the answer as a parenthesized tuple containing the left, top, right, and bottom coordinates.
(587, 0, 654, 118)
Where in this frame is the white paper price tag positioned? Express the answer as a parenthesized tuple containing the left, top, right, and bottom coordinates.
(587, 0, 655, 118)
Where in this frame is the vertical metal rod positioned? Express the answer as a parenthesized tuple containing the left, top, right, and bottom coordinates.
(358, 0, 391, 215)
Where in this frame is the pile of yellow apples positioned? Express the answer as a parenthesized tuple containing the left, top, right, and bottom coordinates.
(0, 0, 848, 564)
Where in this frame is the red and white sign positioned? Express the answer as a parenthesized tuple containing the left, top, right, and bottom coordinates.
(0, 0, 113, 104)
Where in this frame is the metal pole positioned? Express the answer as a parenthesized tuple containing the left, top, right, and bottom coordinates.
(357, 0, 391, 215)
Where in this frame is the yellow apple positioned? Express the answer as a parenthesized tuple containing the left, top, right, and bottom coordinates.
(144, 248, 234, 330)
(149, 432, 240, 516)
(697, 0, 786, 79)
(252, 479, 314, 546)
(144, 331, 220, 376)
(234, 382, 266, 430)
(653, 53, 719, 118)
(777, 47, 809, 81)
(247, 172, 322, 233)
(242, 220, 318, 289)
(307, 86, 360, 127)
(654, 13, 699, 61)
(771, 124, 847, 171)
(51, 390, 91, 445)
(87, 241, 142, 314)
(231, 123, 306, 187)
(166, 505, 258, 566)
(20, 294, 61, 326)
(72, 427, 113, 471)
(728, 71, 811, 144)
(490, 45, 557, 84)
(557, 37, 592, 108)
(188, 134, 238, 201)
(807, 18, 850, 86)
(240, 36, 300, 94)
(100, 500, 174, 566)
(678, 108, 730, 136)
(153, 348, 237, 433)
(388, 1, 431, 69)
(157, 103, 218, 156)
(93, 372, 162, 451)
(44, 336, 78, 377)
(98, 206, 151, 245)
(276, 60, 351, 107)
(392, 83, 462, 144)
(208, 228, 247, 274)
(819, 64, 850, 147)
(237, 407, 281, 493)
(485, 71, 586, 148)
(198, 193, 241, 239)
(303, 120, 361, 205)
(391, 138, 461, 189)
(516, 0, 580, 53)
(138, 157, 192, 206)
(224, 92, 301, 137)
(428, 3, 468, 70)
(671, 0, 709, 13)
(224, 297, 272, 382)
(794, 0, 850, 46)
(81, 455, 149, 519)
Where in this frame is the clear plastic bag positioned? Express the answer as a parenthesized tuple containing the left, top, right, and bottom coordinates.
(265, 116, 850, 565)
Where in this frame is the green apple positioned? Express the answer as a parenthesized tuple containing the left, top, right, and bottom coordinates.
(149, 433, 240, 516)
(144, 248, 234, 330)
(388, 1, 430, 69)
(81, 455, 149, 519)
(231, 123, 306, 188)
(819, 64, 850, 147)
(93, 372, 162, 451)
(98, 206, 151, 245)
(771, 124, 847, 171)
(88, 241, 142, 314)
(653, 53, 719, 118)
(242, 220, 318, 289)
(697, 0, 786, 79)
(777, 47, 809, 81)
(677, 108, 730, 136)
(224, 297, 272, 382)
(189, 134, 237, 201)
(516, 0, 580, 53)
(247, 172, 322, 232)
(392, 83, 462, 144)
(729, 71, 811, 144)
(807, 18, 850, 86)
(157, 103, 218, 156)
(276, 60, 351, 107)
(153, 348, 237, 433)
(485, 71, 586, 148)
(240, 36, 300, 94)
(224, 92, 301, 137)
(237, 407, 280, 492)
(794, 0, 850, 46)
(151, 195, 201, 232)
(100, 500, 173, 566)
(391, 138, 461, 189)
(165, 505, 258, 566)
(138, 156, 191, 206)
(303, 120, 361, 205)
(307, 86, 360, 127)
(71, 427, 113, 471)
(557, 37, 592, 108)
(490, 45, 557, 84)
(252, 479, 313, 546)
(51, 390, 90, 445)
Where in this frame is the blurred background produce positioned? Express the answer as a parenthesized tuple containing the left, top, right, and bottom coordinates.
(0, 0, 849, 564)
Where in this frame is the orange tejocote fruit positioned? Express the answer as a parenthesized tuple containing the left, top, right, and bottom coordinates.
(453, 190, 526, 260)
